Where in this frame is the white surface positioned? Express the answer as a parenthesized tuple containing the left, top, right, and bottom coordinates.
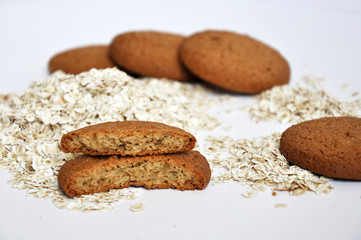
(1, 0, 361, 239)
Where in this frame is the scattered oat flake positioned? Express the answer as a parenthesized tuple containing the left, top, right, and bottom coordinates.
(204, 133, 333, 197)
(129, 203, 144, 212)
(340, 83, 349, 89)
(290, 188, 307, 196)
(245, 75, 361, 123)
(221, 126, 233, 131)
(274, 203, 288, 208)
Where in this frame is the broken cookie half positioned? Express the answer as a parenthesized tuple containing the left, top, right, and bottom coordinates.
(58, 150, 211, 197)
(60, 121, 196, 156)
(58, 121, 211, 197)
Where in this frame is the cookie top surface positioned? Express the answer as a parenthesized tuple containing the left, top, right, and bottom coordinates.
(48, 45, 115, 75)
(280, 117, 361, 180)
(179, 30, 290, 93)
(109, 31, 194, 81)
(60, 121, 196, 156)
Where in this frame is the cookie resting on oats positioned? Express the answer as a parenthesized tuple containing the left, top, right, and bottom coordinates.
(280, 117, 361, 180)
(60, 121, 197, 156)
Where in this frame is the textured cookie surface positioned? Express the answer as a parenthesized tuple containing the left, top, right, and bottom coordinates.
(180, 30, 290, 93)
(58, 150, 211, 197)
(280, 117, 361, 180)
(109, 31, 194, 81)
(60, 121, 196, 156)
(48, 45, 115, 74)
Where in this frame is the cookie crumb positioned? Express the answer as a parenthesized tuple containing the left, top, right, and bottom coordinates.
(272, 192, 277, 196)
(130, 203, 144, 212)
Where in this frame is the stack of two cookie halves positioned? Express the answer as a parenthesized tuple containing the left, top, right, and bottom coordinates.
(58, 121, 211, 197)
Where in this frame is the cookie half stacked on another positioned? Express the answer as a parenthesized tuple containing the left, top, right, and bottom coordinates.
(58, 121, 211, 197)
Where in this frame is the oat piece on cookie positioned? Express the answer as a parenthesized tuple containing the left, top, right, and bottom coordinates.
(109, 31, 194, 81)
(48, 45, 115, 75)
(58, 150, 211, 197)
(60, 121, 196, 156)
(179, 30, 290, 94)
(280, 117, 361, 180)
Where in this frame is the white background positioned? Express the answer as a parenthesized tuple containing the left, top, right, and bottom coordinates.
(1, 0, 361, 239)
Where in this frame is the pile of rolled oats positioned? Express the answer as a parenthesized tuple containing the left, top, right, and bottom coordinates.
(1, 69, 359, 212)
(0, 68, 231, 212)
(245, 75, 361, 123)
(204, 133, 333, 197)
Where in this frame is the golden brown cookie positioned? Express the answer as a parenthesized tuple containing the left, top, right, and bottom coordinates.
(48, 45, 116, 75)
(280, 117, 361, 180)
(179, 30, 290, 93)
(60, 121, 196, 156)
(109, 31, 194, 81)
(58, 150, 211, 197)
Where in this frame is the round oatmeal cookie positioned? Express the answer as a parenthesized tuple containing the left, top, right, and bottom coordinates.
(280, 117, 361, 180)
(48, 45, 115, 75)
(109, 31, 194, 81)
(179, 30, 290, 93)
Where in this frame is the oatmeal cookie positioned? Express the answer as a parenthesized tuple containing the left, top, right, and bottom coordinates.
(60, 121, 196, 156)
(109, 31, 194, 81)
(179, 30, 290, 93)
(48, 45, 115, 74)
(280, 117, 361, 180)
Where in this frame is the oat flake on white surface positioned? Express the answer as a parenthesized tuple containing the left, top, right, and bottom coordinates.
(204, 133, 333, 197)
(274, 203, 288, 208)
(0, 68, 232, 212)
(245, 75, 361, 123)
(129, 203, 144, 212)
